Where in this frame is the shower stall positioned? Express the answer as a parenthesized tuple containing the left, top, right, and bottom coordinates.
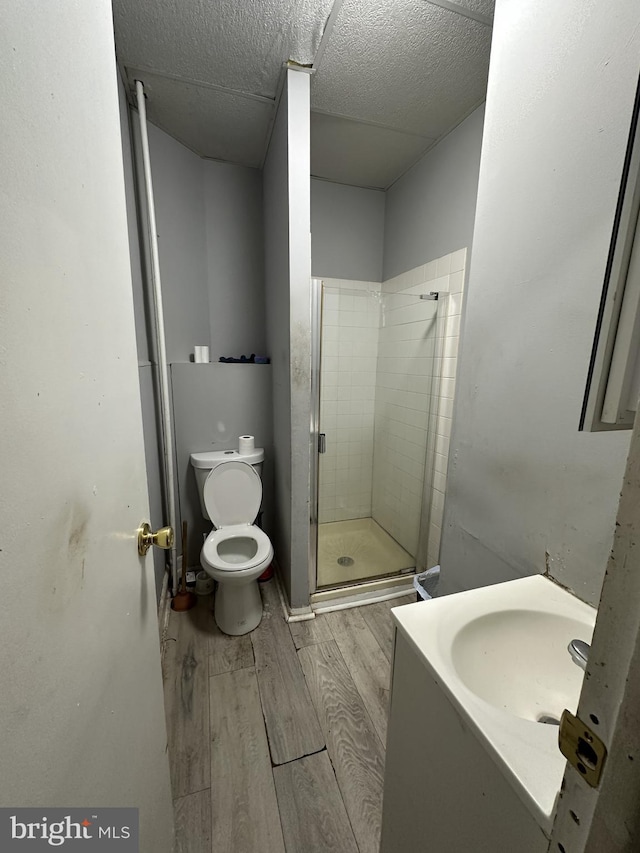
(310, 272, 456, 594)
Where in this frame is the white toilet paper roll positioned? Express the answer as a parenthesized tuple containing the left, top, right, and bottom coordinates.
(194, 346, 210, 363)
(239, 435, 255, 455)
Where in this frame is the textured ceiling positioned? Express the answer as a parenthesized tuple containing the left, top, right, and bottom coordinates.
(311, 112, 435, 188)
(124, 68, 274, 167)
(311, 0, 492, 139)
(114, 0, 334, 99)
(113, 0, 494, 189)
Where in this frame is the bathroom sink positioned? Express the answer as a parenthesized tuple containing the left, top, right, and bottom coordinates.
(391, 574, 596, 831)
(451, 608, 592, 722)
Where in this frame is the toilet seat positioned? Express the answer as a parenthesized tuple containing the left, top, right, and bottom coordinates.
(202, 524, 272, 573)
(203, 460, 261, 527)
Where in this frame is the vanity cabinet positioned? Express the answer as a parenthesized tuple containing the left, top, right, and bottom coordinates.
(380, 630, 549, 853)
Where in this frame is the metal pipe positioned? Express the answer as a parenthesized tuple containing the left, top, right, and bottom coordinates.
(568, 639, 590, 671)
(134, 79, 178, 596)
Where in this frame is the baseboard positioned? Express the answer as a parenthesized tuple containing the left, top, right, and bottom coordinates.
(272, 562, 315, 623)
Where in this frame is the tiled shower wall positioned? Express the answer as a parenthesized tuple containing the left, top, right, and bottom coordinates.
(317, 253, 466, 567)
(372, 249, 466, 563)
(318, 280, 380, 523)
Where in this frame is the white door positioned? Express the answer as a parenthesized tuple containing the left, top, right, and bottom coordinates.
(0, 3, 174, 851)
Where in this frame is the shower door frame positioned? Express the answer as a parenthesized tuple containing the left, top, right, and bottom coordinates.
(309, 277, 448, 598)
(308, 277, 323, 597)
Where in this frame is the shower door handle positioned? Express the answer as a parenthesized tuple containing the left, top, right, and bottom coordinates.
(318, 433, 326, 454)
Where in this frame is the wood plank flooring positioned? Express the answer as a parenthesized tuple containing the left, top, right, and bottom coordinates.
(161, 584, 415, 853)
(299, 639, 386, 853)
(251, 581, 325, 765)
(209, 668, 285, 852)
(324, 607, 392, 746)
(274, 752, 359, 853)
(162, 599, 212, 798)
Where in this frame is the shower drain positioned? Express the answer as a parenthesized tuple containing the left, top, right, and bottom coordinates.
(337, 556, 354, 567)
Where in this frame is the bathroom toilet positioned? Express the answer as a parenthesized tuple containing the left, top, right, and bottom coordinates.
(190, 448, 273, 636)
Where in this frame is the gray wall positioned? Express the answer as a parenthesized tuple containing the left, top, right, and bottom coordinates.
(171, 364, 274, 567)
(383, 104, 485, 280)
(121, 108, 273, 590)
(439, 0, 639, 606)
(204, 160, 266, 360)
(311, 179, 385, 281)
(148, 123, 210, 363)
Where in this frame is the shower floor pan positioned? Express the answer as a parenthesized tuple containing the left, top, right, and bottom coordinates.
(317, 517, 415, 589)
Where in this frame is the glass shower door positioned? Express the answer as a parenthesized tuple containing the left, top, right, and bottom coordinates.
(312, 280, 443, 591)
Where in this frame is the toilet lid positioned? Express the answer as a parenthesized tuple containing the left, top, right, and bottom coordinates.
(203, 460, 262, 527)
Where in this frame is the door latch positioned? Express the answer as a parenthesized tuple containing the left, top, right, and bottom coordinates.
(137, 523, 174, 556)
(318, 433, 326, 453)
(558, 709, 607, 788)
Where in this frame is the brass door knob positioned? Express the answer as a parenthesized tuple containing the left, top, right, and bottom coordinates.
(138, 522, 174, 556)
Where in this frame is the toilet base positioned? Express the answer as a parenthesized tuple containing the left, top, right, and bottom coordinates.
(214, 578, 263, 636)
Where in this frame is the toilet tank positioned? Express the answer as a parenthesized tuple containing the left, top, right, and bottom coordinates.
(190, 448, 265, 521)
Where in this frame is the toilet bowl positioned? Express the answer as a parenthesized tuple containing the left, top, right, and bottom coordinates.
(195, 455, 273, 635)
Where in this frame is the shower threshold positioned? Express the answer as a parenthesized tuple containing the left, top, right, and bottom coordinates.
(316, 517, 415, 590)
(310, 574, 416, 614)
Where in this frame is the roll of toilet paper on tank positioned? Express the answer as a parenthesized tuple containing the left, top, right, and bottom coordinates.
(239, 435, 255, 455)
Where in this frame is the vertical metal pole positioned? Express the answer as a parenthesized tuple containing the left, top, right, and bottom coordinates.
(134, 80, 178, 595)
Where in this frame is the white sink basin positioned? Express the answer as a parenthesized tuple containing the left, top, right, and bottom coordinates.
(391, 574, 596, 831)
(451, 608, 592, 722)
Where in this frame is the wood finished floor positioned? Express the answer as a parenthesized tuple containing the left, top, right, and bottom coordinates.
(162, 581, 414, 853)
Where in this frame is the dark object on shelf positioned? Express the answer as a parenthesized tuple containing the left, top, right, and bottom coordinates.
(219, 353, 254, 363)
(219, 354, 270, 364)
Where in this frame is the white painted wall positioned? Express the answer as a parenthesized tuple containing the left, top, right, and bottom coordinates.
(264, 70, 312, 609)
(311, 179, 385, 282)
(204, 160, 266, 359)
(264, 77, 294, 602)
(383, 104, 485, 280)
(440, 0, 640, 605)
(287, 70, 313, 609)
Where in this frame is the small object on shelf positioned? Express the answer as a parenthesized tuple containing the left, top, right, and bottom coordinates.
(193, 345, 210, 363)
(219, 353, 254, 363)
(218, 354, 270, 364)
